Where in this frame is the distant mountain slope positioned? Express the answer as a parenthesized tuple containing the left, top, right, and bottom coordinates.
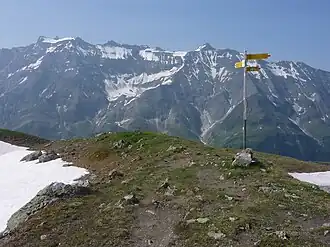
(1, 36, 330, 160)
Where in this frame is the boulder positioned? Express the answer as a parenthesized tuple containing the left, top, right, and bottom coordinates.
(38, 150, 59, 163)
(20, 151, 42, 162)
(232, 148, 257, 167)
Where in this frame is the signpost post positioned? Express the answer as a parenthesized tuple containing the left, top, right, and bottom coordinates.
(234, 51, 270, 149)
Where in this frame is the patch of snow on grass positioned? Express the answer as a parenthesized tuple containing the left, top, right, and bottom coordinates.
(0, 141, 88, 233)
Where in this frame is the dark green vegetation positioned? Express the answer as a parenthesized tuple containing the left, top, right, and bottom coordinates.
(2, 131, 330, 246)
(0, 128, 48, 147)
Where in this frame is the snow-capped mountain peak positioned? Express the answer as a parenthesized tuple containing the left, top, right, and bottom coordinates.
(195, 42, 215, 51)
(1, 37, 330, 161)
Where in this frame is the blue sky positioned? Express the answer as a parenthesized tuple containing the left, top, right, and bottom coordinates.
(1, 0, 329, 70)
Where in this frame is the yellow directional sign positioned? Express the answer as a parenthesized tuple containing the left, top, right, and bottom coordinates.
(246, 66, 260, 72)
(235, 60, 245, 69)
(246, 53, 270, 60)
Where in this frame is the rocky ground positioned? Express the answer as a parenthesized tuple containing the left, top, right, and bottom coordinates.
(1, 131, 330, 246)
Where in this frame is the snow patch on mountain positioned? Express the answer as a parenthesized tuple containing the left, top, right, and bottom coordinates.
(18, 76, 28, 85)
(104, 77, 159, 102)
(97, 45, 132, 59)
(128, 67, 180, 85)
(27, 56, 44, 70)
(267, 62, 310, 82)
(41, 37, 75, 44)
(139, 48, 187, 62)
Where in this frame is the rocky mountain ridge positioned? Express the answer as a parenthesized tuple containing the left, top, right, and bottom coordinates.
(1, 36, 330, 161)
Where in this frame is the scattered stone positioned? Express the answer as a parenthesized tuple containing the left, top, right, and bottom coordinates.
(158, 178, 170, 190)
(258, 186, 273, 193)
(253, 240, 261, 246)
(20, 151, 42, 162)
(152, 199, 161, 208)
(265, 227, 273, 231)
(114, 200, 124, 209)
(109, 169, 124, 179)
(225, 195, 233, 201)
(275, 231, 288, 240)
(196, 218, 210, 224)
(39, 151, 59, 163)
(189, 161, 196, 167)
(229, 217, 237, 222)
(131, 155, 142, 162)
(113, 139, 129, 149)
(123, 194, 139, 205)
(121, 178, 133, 184)
(207, 231, 226, 240)
(186, 217, 210, 224)
(231, 148, 257, 167)
(195, 195, 204, 201)
(166, 145, 184, 152)
(164, 186, 176, 196)
(284, 193, 300, 199)
(40, 235, 47, 240)
(323, 223, 330, 227)
(325, 230, 330, 236)
(186, 190, 194, 196)
(219, 174, 225, 180)
(146, 210, 156, 215)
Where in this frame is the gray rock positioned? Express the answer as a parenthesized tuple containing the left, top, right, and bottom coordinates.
(123, 194, 139, 205)
(5, 182, 91, 232)
(275, 230, 288, 240)
(166, 145, 184, 152)
(109, 169, 124, 179)
(40, 235, 47, 240)
(62, 163, 73, 167)
(20, 151, 42, 162)
(158, 178, 170, 190)
(113, 140, 129, 149)
(207, 231, 226, 239)
(186, 217, 210, 224)
(38, 150, 59, 163)
(232, 148, 256, 167)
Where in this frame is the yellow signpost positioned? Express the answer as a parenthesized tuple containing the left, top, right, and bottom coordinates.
(234, 50, 270, 149)
(246, 53, 271, 60)
(246, 66, 260, 72)
(235, 60, 245, 69)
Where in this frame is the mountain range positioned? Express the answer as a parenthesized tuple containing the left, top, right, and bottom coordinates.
(1, 36, 330, 161)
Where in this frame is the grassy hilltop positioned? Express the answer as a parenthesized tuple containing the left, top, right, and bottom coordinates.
(1, 130, 330, 246)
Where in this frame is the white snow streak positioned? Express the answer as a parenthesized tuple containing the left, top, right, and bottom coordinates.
(27, 56, 44, 70)
(18, 76, 28, 85)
